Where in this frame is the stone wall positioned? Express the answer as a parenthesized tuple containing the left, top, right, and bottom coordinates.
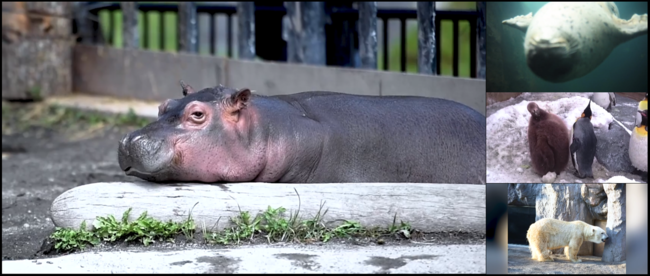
(2, 2, 73, 100)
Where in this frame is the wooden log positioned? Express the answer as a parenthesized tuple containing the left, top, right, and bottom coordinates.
(178, 2, 197, 53)
(237, 2, 255, 60)
(300, 2, 325, 65)
(121, 2, 139, 49)
(477, 2, 486, 79)
(284, 2, 302, 63)
(358, 2, 377, 70)
(416, 2, 436, 75)
(2, 1, 72, 100)
(51, 182, 486, 233)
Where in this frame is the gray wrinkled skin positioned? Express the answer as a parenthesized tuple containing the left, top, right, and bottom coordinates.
(118, 84, 487, 184)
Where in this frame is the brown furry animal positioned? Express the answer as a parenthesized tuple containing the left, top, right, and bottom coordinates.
(527, 102, 570, 176)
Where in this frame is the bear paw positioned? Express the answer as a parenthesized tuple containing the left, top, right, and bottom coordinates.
(570, 258, 582, 263)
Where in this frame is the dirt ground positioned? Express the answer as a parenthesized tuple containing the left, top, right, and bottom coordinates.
(1, 101, 485, 261)
(2, 101, 147, 260)
(508, 245, 626, 274)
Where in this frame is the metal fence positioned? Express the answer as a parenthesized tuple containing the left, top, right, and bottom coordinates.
(75, 2, 485, 78)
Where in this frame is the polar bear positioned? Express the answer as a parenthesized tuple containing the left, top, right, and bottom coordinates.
(526, 218, 608, 262)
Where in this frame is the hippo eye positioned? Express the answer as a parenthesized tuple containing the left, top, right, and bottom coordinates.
(191, 111, 204, 119)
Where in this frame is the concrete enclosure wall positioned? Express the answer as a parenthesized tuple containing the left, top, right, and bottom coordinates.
(72, 45, 486, 115)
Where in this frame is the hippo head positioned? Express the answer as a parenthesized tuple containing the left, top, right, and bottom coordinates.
(524, 27, 581, 82)
(118, 81, 265, 183)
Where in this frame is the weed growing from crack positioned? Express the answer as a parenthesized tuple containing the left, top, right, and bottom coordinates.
(51, 206, 197, 253)
(50, 220, 100, 251)
(50, 190, 415, 253)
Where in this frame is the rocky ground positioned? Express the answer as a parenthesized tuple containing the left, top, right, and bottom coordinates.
(508, 244, 626, 274)
(2, 101, 148, 260)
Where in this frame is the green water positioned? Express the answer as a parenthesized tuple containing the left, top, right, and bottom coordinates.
(487, 2, 648, 92)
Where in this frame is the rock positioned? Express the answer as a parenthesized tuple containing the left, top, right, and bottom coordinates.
(602, 176, 643, 183)
(536, 184, 593, 255)
(594, 95, 642, 173)
(541, 172, 557, 183)
(507, 184, 541, 207)
(581, 184, 608, 220)
(2, 2, 73, 100)
(595, 126, 635, 173)
(602, 184, 626, 262)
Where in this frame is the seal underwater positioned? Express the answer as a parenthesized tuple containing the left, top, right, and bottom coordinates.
(527, 102, 571, 177)
(503, 2, 648, 83)
(570, 100, 597, 178)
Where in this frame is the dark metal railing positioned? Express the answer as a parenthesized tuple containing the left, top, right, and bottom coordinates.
(79, 2, 481, 78)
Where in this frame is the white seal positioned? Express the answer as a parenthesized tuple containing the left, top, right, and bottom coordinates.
(503, 2, 648, 82)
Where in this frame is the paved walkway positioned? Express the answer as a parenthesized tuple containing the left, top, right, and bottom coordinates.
(2, 244, 485, 273)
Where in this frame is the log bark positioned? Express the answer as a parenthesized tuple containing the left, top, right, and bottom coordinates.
(51, 182, 486, 233)
(2, 2, 72, 100)
(121, 2, 139, 49)
(237, 2, 255, 60)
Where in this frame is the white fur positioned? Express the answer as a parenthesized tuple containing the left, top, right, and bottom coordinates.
(526, 218, 608, 263)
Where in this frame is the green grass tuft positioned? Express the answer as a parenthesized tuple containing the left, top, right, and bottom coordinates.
(51, 207, 196, 252)
(51, 196, 416, 253)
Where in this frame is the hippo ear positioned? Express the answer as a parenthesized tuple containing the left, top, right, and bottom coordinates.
(223, 88, 252, 122)
(179, 80, 195, 96)
(228, 88, 252, 111)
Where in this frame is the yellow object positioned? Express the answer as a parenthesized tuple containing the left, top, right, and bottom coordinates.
(639, 98, 648, 111)
(634, 126, 648, 137)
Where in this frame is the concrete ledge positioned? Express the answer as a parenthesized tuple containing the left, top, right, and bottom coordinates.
(51, 182, 486, 233)
(72, 45, 486, 115)
(45, 94, 160, 119)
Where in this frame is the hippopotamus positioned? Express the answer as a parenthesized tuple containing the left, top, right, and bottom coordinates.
(118, 81, 486, 184)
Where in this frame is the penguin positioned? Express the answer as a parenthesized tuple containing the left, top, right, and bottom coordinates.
(637, 92, 648, 112)
(629, 109, 647, 173)
(591, 93, 616, 112)
(570, 100, 597, 178)
(527, 102, 571, 177)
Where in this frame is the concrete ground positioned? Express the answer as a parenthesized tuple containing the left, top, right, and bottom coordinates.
(2, 243, 485, 273)
(2, 94, 486, 273)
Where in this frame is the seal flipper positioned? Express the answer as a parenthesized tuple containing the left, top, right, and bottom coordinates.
(502, 12, 534, 32)
(612, 13, 648, 42)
